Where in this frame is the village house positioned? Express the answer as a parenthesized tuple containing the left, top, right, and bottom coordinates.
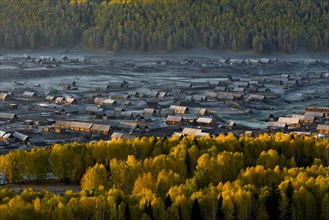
(227, 121, 237, 129)
(70, 121, 93, 132)
(182, 114, 198, 123)
(158, 92, 168, 99)
(166, 115, 183, 125)
(205, 92, 218, 101)
(196, 117, 215, 127)
(110, 94, 131, 100)
(13, 132, 29, 143)
(111, 132, 134, 140)
(145, 122, 168, 131)
(61, 107, 81, 115)
(267, 122, 288, 132)
(128, 91, 140, 98)
(143, 108, 157, 116)
(94, 97, 105, 105)
(119, 111, 134, 119)
(169, 105, 189, 114)
(114, 107, 125, 115)
(3, 103, 18, 109)
(46, 95, 55, 102)
(144, 99, 158, 107)
(159, 108, 175, 117)
(192, 95, 207, 102)
(214, 86, 227, 92)
(0, 92, 12, 101)
(142, 91, 159, 98)
(181, 128, 210, 137)
(268, 112, 285, 121)
(0, 113, 18, 122)
(217, 93, 234, 101)
(118, 121, 138, 131)
(65, 97, 77, 105)
(55, 97, 65, 104)
(86, 106, 104, 117)
(91, 124, 111, 135)
(316, 124, 329, 134)
(102, 98, 118, 106)
(305, 107, 329, 117)
(246, 94, 266, 101)
(278, 117, 301, 127)
(244, 131, 255, 137)
(100, 111, 114, 120)
(23, 91, 37, 98)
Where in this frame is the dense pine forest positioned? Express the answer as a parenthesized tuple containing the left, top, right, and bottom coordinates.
(0, 133, 329, 219)
(1, 0, 328, 52)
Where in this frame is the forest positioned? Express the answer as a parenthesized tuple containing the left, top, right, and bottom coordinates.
(1, 0, 328, 52)
(0, 133, 328, 219)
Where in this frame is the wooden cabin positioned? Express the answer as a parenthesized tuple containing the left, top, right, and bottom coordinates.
(196, 117, 215, 127)
(166, 115, 183, 125)
(169, 105, 189, 114)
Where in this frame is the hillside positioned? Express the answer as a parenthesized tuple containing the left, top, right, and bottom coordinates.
(1, 0, 328, 52)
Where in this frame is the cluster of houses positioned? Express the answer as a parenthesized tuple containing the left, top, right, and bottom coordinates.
(0, 55, 328, 152)
(267, 107, 329, 135)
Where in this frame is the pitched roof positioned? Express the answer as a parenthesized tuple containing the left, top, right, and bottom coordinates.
(267, 121, 287, 128)
(13, 132, 29, 141)
(23, 91, 36, 97)
(182, 128, 210, 137)
(0, 93, 9, 100)
(70, 121, 93, 129)
(182, 128, 202, 135)
(278, 117, 300, 125)
(143, 108, 156, 115)
(0, 112, 17, 119)
(91, 124, 111, 133)
(269, 112, 285, 118)
(118, 121, 138, 130)
(169, 105, 188, 112)
(317, 124, 329, 131)
(196, 117, 214, 124)
(0, 130, 6, 137)
(304, 111, 325, 117)
(166, 115, 183, 122)
(146, 123, 168, 130)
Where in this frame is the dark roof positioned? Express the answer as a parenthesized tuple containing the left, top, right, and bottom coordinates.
(0, 112, 17, 119)
(13, 132, 29, 141)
